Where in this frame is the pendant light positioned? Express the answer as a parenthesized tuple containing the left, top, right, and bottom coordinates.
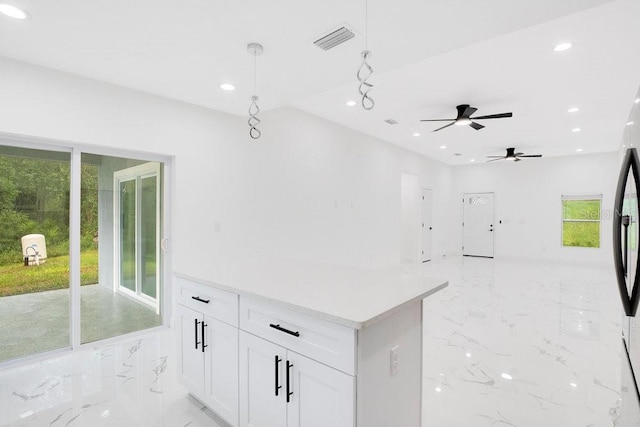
(357, 0, 374, 110)
(247, 43, 263, 139)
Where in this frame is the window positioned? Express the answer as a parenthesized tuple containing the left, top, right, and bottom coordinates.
(562, 195, 602, 248)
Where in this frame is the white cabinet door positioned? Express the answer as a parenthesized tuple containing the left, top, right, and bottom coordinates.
(177, 304, 205, 393)
(286, 352, 355, 427)
(204, 316, 239, 426)
(239, 332, 287, 427)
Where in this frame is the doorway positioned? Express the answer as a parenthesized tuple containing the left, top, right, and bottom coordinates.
(114, 162, 161, 312)
(421, 188, 433, 262)
(463, 192, 495, 258)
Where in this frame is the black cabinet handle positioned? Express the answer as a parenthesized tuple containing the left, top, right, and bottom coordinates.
(286, 360, 293, 403)
(275, 356, 282, 396)
(201, 321, 208, 353)
(191, 296, 210, 304)
(623, 215, 630, 276)
(194, 319, 200, 350)
(269, 323, 300, 337)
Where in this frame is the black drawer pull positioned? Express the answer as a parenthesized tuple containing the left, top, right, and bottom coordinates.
(191, 296, 210, 304)
(269, 323, 300, 337)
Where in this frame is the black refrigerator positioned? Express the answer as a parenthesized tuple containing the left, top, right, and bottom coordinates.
(614, 87, 640, 425)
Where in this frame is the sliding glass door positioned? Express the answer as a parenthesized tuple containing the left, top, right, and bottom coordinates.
(0, 145, 70, 363)
(80, 156, 163, 344)
(114, 163, 161, 310)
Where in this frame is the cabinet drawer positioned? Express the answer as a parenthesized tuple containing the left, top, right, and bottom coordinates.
(176, 276, 238, 327)
(240, 297, 356, 375)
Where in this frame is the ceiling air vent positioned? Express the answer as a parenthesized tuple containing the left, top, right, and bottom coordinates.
(384, 119, 399, 125)
(314, 26, 355, 51)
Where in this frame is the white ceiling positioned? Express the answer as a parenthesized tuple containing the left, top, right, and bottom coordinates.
(1, 0, 639, 164)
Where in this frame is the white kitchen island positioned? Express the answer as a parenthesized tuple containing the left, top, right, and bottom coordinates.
(174, 259, 447, 427)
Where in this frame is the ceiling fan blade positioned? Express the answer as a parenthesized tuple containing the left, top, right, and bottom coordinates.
(486, 157, 505, 162)
(432, 122, 456, 132)
(515, 152, 524, 156)
(420, 119, 456, 122)
(514, 158, 522, 162)
(461, 105, 477, 118)
(469, 122, 485, 130)
(519, 154, 542, 158)
(472, 112, 513, 120)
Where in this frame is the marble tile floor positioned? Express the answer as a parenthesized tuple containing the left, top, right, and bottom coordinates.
(0, 328, 226, 427)
(0, 256, 625, 426)
(421, 256, 623, 426)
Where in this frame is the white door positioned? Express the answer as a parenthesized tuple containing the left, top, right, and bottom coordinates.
(463, 192, 495, 258)
(177, 305, 205, 394)
(239, 332, 287, 427)
(204, 317, 239, 427)
(286, 352, 355, 427)
(421, 188, 433, 262)
(114, 162, 161, 312)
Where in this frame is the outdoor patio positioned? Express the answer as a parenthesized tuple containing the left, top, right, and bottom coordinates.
(0, 284, 162, 362)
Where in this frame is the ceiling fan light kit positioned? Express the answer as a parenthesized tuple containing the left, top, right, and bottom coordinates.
(486, 147, 542, 162)
(421, 104, 513, 132)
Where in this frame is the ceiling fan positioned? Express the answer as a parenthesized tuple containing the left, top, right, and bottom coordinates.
(421, 104, 513, 132)
(486, 147, 542, 162)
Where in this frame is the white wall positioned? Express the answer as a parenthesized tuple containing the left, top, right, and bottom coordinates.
(452, 152, 619, 265)
(0, 57, 456, 279)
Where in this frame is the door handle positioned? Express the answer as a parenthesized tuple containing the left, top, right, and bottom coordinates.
(286, 360, 293, 403)
(275, 356, 282, 396)
(194, 319, 200, 350)
(429, 227, 433, 230)
(201, 321, 207, 353)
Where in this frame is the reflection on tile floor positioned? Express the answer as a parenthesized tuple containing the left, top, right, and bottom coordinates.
(0, 329, 224, 427)
(421, 256, 622, 427)
(0, 256, 625, 426)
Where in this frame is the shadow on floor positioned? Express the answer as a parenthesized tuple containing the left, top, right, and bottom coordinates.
(0, 284, 162, 363)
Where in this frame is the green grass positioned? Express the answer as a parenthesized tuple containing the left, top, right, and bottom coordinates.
(563, 221, 600, 248)
(563, 199, 601, 220)
(0, 250, 99, 297)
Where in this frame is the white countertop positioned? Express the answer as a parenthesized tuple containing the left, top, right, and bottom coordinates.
(175, 258, 447, 329)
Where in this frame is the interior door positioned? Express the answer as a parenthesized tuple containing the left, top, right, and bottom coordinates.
(463, 192, 495, 258)
(239, 331, 287, 427)
(421, 188, 433, 262)
(114, 162, 161, 311)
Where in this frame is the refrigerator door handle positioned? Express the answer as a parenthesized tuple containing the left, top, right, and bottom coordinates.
(614, 148, 640, 316)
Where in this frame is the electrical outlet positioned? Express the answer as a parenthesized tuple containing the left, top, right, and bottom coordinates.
(390, 345, 399, 376)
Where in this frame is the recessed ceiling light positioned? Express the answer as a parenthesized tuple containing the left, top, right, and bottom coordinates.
(0, 4, 28, 19)
(570, 382, 577, 388)
(465, 352, 471, 358)
(554, 42, 572, 52)
(576, 148, 583, 152)
(413, 132, 421, 137)
(568, 107, 579, 113)
(572, 128, 581, 132)
(219, 83, 236, 91)
(440, 145, 447, 149)
(469, 159, 476, 162)
(501, 373, 513, 380)
(635, 98, 640, 104)
(435, 387, 442, 393)
(346, 100, 357, 107)
(628, 121, 635, 126)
